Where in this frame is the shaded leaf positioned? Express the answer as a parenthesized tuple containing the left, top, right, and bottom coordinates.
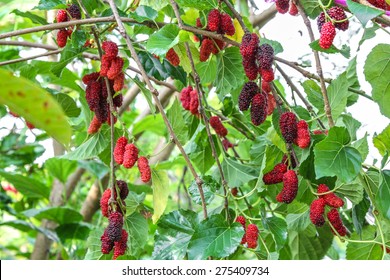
(23, 207, 83, 224)
(0, 171, 50, 199)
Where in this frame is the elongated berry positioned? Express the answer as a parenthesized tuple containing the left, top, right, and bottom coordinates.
(211, 39, 225, 54)
(262, 80, 271, 93)
(236, 216, 247, 244)
(138, 156, 151, 183)
(277, 170, 298, 204)
(238, 82, 258, 111)
(88, 115, 102, 134)
(95, 102, 109, 123)
(100, 189, 111, 217)
(113, 229, 128, 259)
(102, 41, 119, 57)
(85, 81, 102, 111)
(207, 9, 221, 32)
(319, 22, 336, 49)
(317, 184, 344, 208)
(327, 208, 347, 236)
(327, 7, 349, 31)
(123, 143, 138, 169)
(82, 72, 100, 85)
(117, 180, 129, 200)
(67, 4, 81, 19)
(166, 48, 180, 66)
(222, 139, 234, 151)
(209, 116, 228, 137)
(107, 57, 124, 80)
(263, 163, 287, 185)
(295, 120, 311, 148)
(246, 224, 259, 249)
(260, 68, 274, 82)
(189, 90, 199, 115)
(310, 198, 326, 227)
(240, 33, 259, 58)
(100, 54, 113, 77)
(266, 93, 276, 116)
(289, 2, 299, 16)
(220, 13, 235, 36)
(107, 212, 124, 242)
(114, 136, 128, 165)
(101, 229, 114, 254)
(250, 93, 268, 126)
(57, 29, 69, 48)
(258, 44, 274, 70)
(280, 112, 298, 143)
(243, 57, 259, 80)
(200, 38, 213, 62)
(180, 86, 192, 110)
(56, 10, 68, 23)
(113, 72, 125, 92)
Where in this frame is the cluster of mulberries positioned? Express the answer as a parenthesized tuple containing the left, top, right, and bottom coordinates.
(197, 10, 235, 62)
(179, 86, 200, 116)
(236, 216, 259, 249)
(100, 180, 129, 259)
(317, 184, 344, 208)
(236, 216, 247, 244)
(274, 0, 299, 16)
(279, 112, 311, 148)
(327, 208, 347, 236)
(276, 170, 298, 204)
(84, 41, 125, 134)
(55, 4, 82, 47)
(166, 48, 180, 66)
(238, 82, 271, 126)
(113, 136, 151, 183)
(316, 7, 349, 49)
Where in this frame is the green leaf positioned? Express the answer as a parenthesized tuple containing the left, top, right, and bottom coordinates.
(82, 0, 98, 15)
(221, 157, 258, 187)
(326, 73, 350, 121)
(188, 214, 244, 260)
(314, 127, 362, 183)
(261, 38, 284, 55)
(33, 0, 66, 10)
(124, 212, 149, 256)
(352, 135, 369, 162)
(167, 98, 187, 144)
(0, 220, 35, 232)
(11, 9, 48, 25)
(56, 222, 91, 244)
(53, 93, 81, 118)
(138, 51, 169, 81)
(265, 217, 287, 250)
(175, 0, 218, 10)
(133, 114, 165, 136)
(139, 0, 169, 10)
(309, 40, 351, 58)
(84, 228, 104, 260)
(374, 124, 390, 156)
(347, 0, 384, 26)
(299, 0, 322, 19)
(188, 175, 218, 205)
(378, 170, 390, 220)
(0, 69, 71, 146)
(352, 194, 370, 235)
(358, 25, 379, 48)
(151, 169, 170, 223)
(45, 158, 77, 183)
(173, 43, 200, 74)
(346, 226, 382, 260)
(364, 44, 390, 118)
(335, 178, 364, 205)
(196, 57, 217, 84)
(146, 24, 180, 56)
(124, 192, 145, 216)
(51, 45, 83, 77)
(153, 210, 197, 260)
(215, 48, 245, 94)
(162, 59, 187, 85)
(129, 5, 158, 22)
(339, 114, 361, 142)
(131, 77, 156, 115)
(23, 207, 83, 224)
(0, 171, 50, 199)
(63, 129, 109, 160)
(302, 80, 323, 112)
(286, 202, 311, 232)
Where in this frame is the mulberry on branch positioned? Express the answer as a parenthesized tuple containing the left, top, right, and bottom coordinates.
(123, 144, 139, 169)
(310, 198, 326, 227)
(138, 156, 151, 183)
(114, 136, 128, 165)
(246, 224, 259, 249)
(279, 112, 298, 144)
(209, 116, 228, 137)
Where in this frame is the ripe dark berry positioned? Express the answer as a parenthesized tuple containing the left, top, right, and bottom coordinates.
(317, 184, 344, 208)
(220, 13, 235, 36)
(166, 48, 180, 66)
(209, 116, 228, 137)
(327, 208, 347, 236)
(295, 120, 311, 148)
(236, 216, 247, 244)
(246, 224, 259, 249)
(180, 86, 192, 110)
(85, 81, 102, 111)
(319, 22, 336, 49)
(95, 102, 109, 123)
(258, 44, 274, 70)
(107, 212, 124, 242)
(279, 112, 298, 144)
(231, 187, 238, 196)
(123, 144, 139, 169)
(238, 82, 258, 111)
(243, 57, 259, 80)
(207, 9, 221, 32)
(138, 156, 151, 183)
(56, 10, 68, 23)
(240, 33, 259, 58)
(114, 136, 128, 165)
(82, 72, 100, 85)
(113, 229, 128, 259)
(117, 180, 129, 201)
(88, 115, 102, 134)
(101, 229, 114, 254)
(275, 0, 290, 14)
(310, 198, 326, 227)
(67, 4, 81, 20)
(102, 41, 119, 57)
(277, 170, 298, 204)
(57, 29, 69, 48)
(327, 7, 349, 31)
(317, 12, 326, 32)
(263, 163, 287, 185)
(250, 92, 268, 126)
(222, 139, 234, 151)
(200, 38, 213, 62)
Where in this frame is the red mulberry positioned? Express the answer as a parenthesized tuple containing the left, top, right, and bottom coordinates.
(114, 136, 128, 165)
(310, 198, 326, 227)
(180, 86, 192, 110)
(240, 33, 259, 58)
(295, 120, 311, 148)
(87, 115, 102, 134)
(266, 93, 276, 116)
(101, 229, 114, 254)
(26, 121, 35, 129)
(107, 57, 124, 80)
(231, 187, 238, 196)
(236, 216, 247, 244)
(238, 82, 258, 111)
(258, 44, 274, 70)
(317, 184, 344, 208)
(250, 92, 268, 126)
(100, 54, 113, 77)
(57, 29, 69, 48)
(56, 10, 68, 23)
(100, 189, 111, 217)
(85, 81, 102, 111)
(263, 163, 287, 185)
(211, 39, 225, 54)
(327, 208, 347, 236)
(138, 156, 151, 183)
(277, 170, 298, 204)
(107, 212, 124, 242)
(196, 17, 203, 28)
(327, 7, 349, 31)
(82, 72, 100, 85)
(222, 139, 234, 151)
(280, 112, 298, 143)
(260, 68, 274, 82)
(116, 180, 129, 200)
(246, 224, 259, 249)
(275, 0, 290, 14)
(166, 48, 180, 66)
(289, 2, 299, 16)
(207, 9, 221, 32)
(200, 38, 213, 62)
(113, 72, 125, 92)
(243, 57, 259, 80)
(220, 13, 235, 36)
(113, 229, 128, 259)
(102, 41, 119, 57)
(209, 116, 228, 137)
(262, 80, 271, 93)
(123, 143, 139, 169)
(189, 90, 199, 115)
(67, 4, 81, 19)
(319, 22, 336, 49)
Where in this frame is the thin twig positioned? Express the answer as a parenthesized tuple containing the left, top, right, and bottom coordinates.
(222, 0, 249, 33)
(0, 40, 57, 50)
(105, 0, 208, 219)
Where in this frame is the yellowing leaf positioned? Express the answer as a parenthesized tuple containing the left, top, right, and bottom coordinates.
(151, 169, 170, 224)
(226, 18, 245, 43)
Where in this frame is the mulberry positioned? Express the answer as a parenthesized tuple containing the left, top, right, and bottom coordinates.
(166, 48, 180, 66)
(196, 17, 203, 28)
(327, 7, 349, 31)
(123, 143, 139, 169)
(238, 82, 258, 111)
(266, 93, 276, 116)
(260, 68, 274, 82)
(107, 212, 124, 242)
(246, 224, 259, 249)
(236, 216, 247, 244)
(222, 139, 234, 151)
(113, 72, 125, 92)
(85, 81, 102, 111)
(319, 22, 336, 49)
(327, 208, 347, 236)
(276, 0, 290, 14)
(250, 93, 268, 126)
(262, 80, 271, 93)
(180, 86, 192, 110)
(317, 184, 344, 208)
(116, 180, 129, 200)
(57, 29, 69, 48)
(289, 2, 299, 16)
(258, 44, 274, 70)
(295, 120, 311, 148)
(67, 4, 81, 20)
(102, 41, 119, 57)
(310, 198, 326, 227)
(101, 229, 114, 254)
(189, 90, 199, 115)
(231, 187, 238, 196)
(100, 189, 111, 217)
(107, 57, 124, 80)
(95, 102, 109, 123)
(200, 38, 213, 62)
(114, 136, 128, 165)
(138, 156, 151, 183)
(279, 112, 298, 143)
(240, 33, 259, 58)
(88, 115, 102, 134)
(243, 57, 259, 80)
(263, 163, 287, 185)
(209, 116, 228, 137)
(100, 54, 113, 77)
(113, 229, 128, 259)
(277, 170, 298, 204)
(207, 9, 221, 32)
(220, 13, 235, 36)
(56, 10, 68, 23)
(211, 39, 225, 54)
(82, 72, 100, 85)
